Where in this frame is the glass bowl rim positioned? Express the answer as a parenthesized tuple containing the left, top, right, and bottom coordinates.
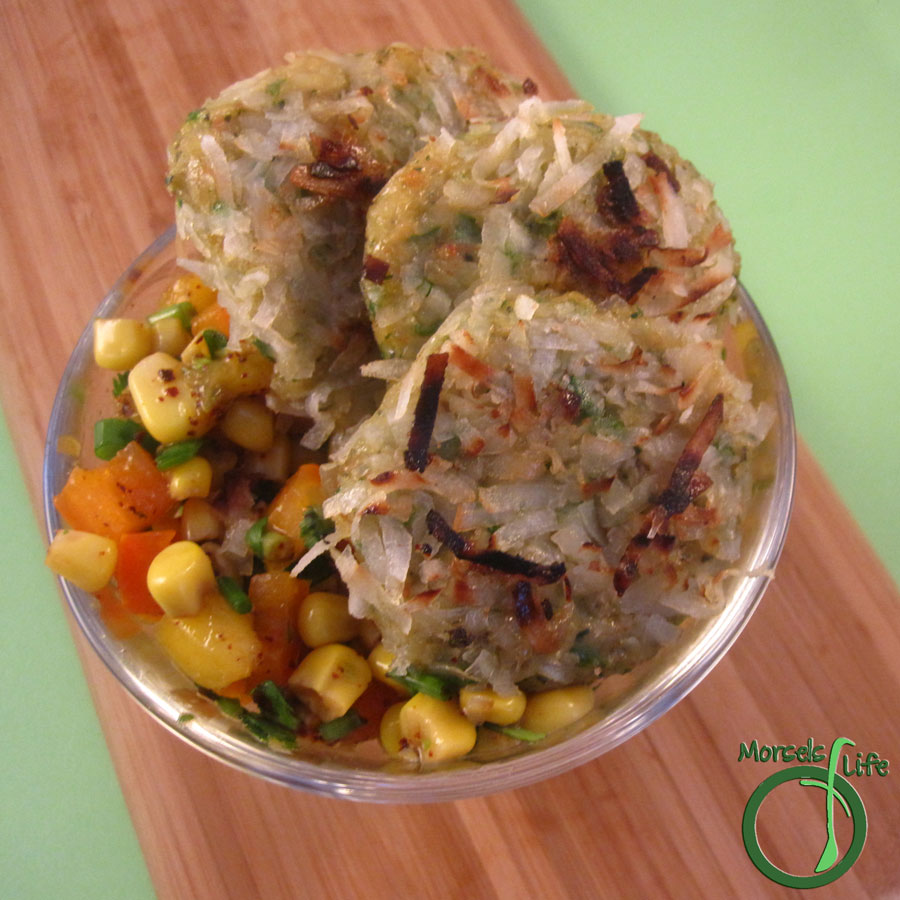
(42, 226, 796, 803)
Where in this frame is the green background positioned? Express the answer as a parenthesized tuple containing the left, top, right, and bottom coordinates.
(2, 2, 897, 896)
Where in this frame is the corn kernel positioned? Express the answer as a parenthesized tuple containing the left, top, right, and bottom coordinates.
(221, 397, 274, 452)
(399, 693, 477, 763)
(45, 529, 117, 593)
(288, 643, 371, 721)
(180, 331, 211, 366)
(179, 498, 223, 542)
(296, 592, 358, 648)
(162, 273, 218, 313)
(167, 456, 213, 501)
(367, 644, 410, 695)
(146, 540, 216, 617)
(154, 593, 261, 691)
(519, 686, 594, 735)
(379, 702, 411, 757)
(459, 685, 526, 726)
(151, 316, 191, 357)
(93, 318, 154, 370)
(128, 352, 202, 444)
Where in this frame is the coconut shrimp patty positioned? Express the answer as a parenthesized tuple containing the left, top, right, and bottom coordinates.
(363, 99, 738, 361)
(321, 286, 773, 693)
(168, 44, 533, 448)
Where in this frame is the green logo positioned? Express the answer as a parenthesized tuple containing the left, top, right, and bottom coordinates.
(741, 737, 872, 888)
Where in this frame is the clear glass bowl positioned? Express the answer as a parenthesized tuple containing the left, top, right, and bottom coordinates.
(43, 228, 796, 802)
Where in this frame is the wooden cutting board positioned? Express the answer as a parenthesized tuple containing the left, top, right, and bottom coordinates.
(2, 0, 899, 896)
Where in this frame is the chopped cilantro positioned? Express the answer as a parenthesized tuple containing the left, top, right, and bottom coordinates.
(300, 507, 335, 550)
(453, 213, 482, 243)
(94, 418, 142, 460)
(526, 209, 562, 238)
(566, 374, 625, 435)
(252, 337, 275, 360)
(112, 371, 130, 398)
(435, 434, 461, 461)
(245, 516, 268, 558)
(408, 225, 441, 243)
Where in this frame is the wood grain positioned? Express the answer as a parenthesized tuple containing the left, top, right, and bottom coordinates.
(2, 1, 898, 897)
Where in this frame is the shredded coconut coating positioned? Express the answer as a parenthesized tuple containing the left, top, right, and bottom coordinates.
(168, 45, 531, 447)
(323, 287, 773, 692)
(363, 99, 739, 361)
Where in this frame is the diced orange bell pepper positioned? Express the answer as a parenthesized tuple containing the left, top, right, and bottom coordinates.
(247, 573, 309, 688)
(115, 529, 176, 620)
(217, 678, 253, 705)
(344, 680, 400, 743)
(54, 443, 175, 539)
(191, 302, 230, 338)
(267, 464, 324, 550)
(95, 585, 141, 639)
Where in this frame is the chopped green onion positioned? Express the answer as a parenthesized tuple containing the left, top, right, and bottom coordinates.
(261, 530, 292, 560)
(216, 575, 252, 614)
(245, 516, 268, 558)
(201, 329, 228, 358)
(454, 213, 482, 243)
(252, 680, 299, 730)
(253, 337, 275, 360)
(177, 713, 194, 724)
(387, 666, 469, 701)
(94, 418, 142, 460)
(147, 301, 195, 330)
(482, 722, 546, 742)
(300, 508, 335, 550)
(318, 709, 365, 742)
(571, 643, 605, 668)
(112, 371, 130, 398)
(199, 687, 297, 748)
(155, 438, 204, 471)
